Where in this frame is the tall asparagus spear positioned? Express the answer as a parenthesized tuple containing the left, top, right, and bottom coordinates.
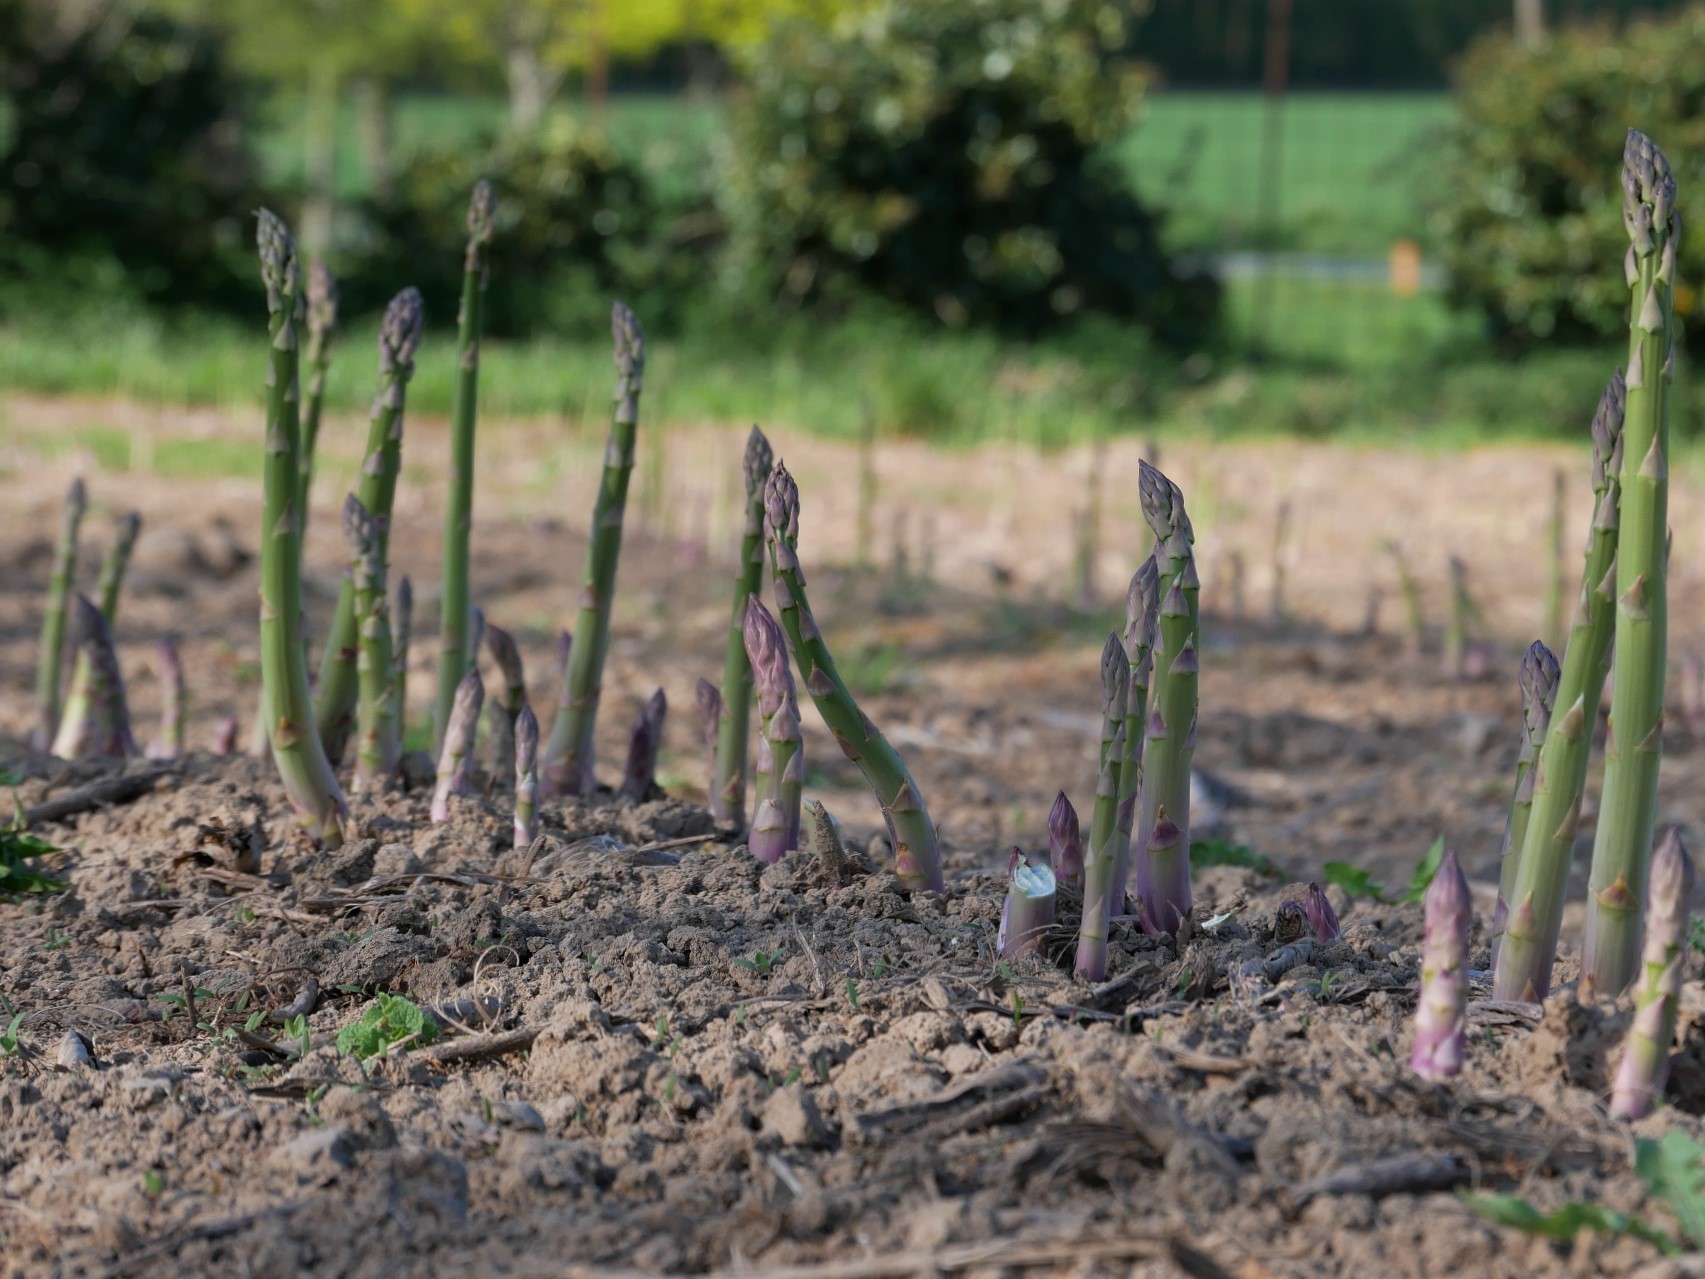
(51, 595, 136, 759)
(343, 495, 400, 792)
(430, 668, 485, 824)
(146, 636, 184, 761)
(484, 621, 526, 780)
(1134, 463, 1200, 936)
(1491, 640, 1561, 958)
(255, 210, 347, 846)
(433, 180, 496, 754)
(1493, 372, 1626, 1003)
(1583, 131, 1679, 998)
(1609, 828, 1694, 1120)
(743, 595, 803, 862)
(34, 478, 86, 750)
(1544, 469, 1567, 649)
(711, 427, 775, 831)
(313, 287, 424, 765)
(95, 512, 141, 624)
(514, 702, 539, 851)
(300, 258, 339, 511)
(764, 462, 944, 893)
(544, 302, 646, 796)
(1112, 556, 1160, 907)
(1076, 644, 1128, 982)
(1412, 846, 1470, 1082)
(393, 574, 413, 736)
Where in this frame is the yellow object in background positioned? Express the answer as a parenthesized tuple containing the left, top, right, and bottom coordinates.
(1389, 238, 1421, 297)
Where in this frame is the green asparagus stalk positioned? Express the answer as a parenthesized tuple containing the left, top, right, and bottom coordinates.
(1412, 846, 1470, 1081)
(544, 302, 646, 796)
(1583, 131, 1679, 998)
(430, 668, 484, 824)
(51, 594, 136, 759)
(433, 180, 496, 755)
(146, 635, 184, 761)
(1134, 463, 1200, 936)
(34, 478, 86, 750)
(1385, 541, 1426, 656)
(1444, 556, 1476, 678)
(514, 702, 539, 851)
(1493, 372, 1626, 1002)
(1609, 827, 1694, 1119)
(1096, 631, 1124, 774)
(711, 426, 775, 832)
(764, 462, 944, 892)
(621, 688, 667, 801)
(1491, 640, 1561, 958)
(744, 595, 803, 862)
(393, 574, 413, 736)
(95, 512, 141, 625)
(1545, 468, 1567, 648)
(300, 258, 339, 510)
(1076, 640, 1129, 981)
(343, 495, 400, 792)
(484, 622, 526, 781)
(1111, 556, 1160, 908)
(313, 287, 424, 764)
(255, 209, 347, 846)
(999, 846, 1057, 960)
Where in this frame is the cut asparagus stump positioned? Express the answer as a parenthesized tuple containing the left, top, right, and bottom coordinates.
(1609, 828, 1694, 1120)
(1412, 846, 1471, 1082)
(998, 846, 1058, 960)
(313, 287, 424, 765)
(1049, 791, 1082, 890)
(51, 594, 136, 759)
(1493, 373, 1626, 1003)
(514, 703, 539, 851)
(545, 303, 646, 796)
(483, 622, 526, 781)
(743, 595, 803, 862)
(34, 478, 86, 750)
(620, 689, 668, 802)
(1583, 131, 1679, 998)
(433, 180, 496, 754)
(146, 636, 185, 761)
(764, 463, 944, 892)
(711, 426, 775, 832)
(1491, 640, 1561, 958)
(255, 209, 347, 846)
(430, 668, 485, 824)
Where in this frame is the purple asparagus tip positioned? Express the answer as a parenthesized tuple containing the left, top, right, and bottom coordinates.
(1048, 791, 1082, 888)
(1305, 882, 1342, 943)
(430, 668, 485, 824)
(749, 799, 790, 864)
(1412, 846, 1471, 1082)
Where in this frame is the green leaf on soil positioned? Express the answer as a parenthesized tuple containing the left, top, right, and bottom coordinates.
(336, 994, 438, 1060)
(0, 806, 66, 897)
(1397, 836, 1448, 904)
(1636, 1130, 1705, 1250)
(1322, 862, 1393, 904)
(1460, 1192, 1677, 1253)
(1190, 839, 1282, 879)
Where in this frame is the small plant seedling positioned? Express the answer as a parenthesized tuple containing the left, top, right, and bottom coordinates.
(0, 810, 66, 897)
(283, 1013, 311, 1057)
(141, 1169, 165, 1198)
(336, 995, 437, 1061)
(734, 950, 776, 974)
(1324, 836, 1447, 906)
(45, 927, 71, 950)
(0, 1012, 28, 1057)
(845, 978, 861, 1009)
(1010, 989, 1025, 1026)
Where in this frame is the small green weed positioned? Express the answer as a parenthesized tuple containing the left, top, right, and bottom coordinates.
(335, 994, 437, 1061)
(1190, 839, 1282, 878)
(0, 810, 66, 896)
(1323, 836, 1446, 906)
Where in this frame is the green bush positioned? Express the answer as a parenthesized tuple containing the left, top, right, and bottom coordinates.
(721, 0, 1218, 343)
(349, 118, 715, 338)
(1438, 11, 1705, 349)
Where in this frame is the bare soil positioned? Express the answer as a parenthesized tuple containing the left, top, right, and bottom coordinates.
(4, 396, 1705, 1277)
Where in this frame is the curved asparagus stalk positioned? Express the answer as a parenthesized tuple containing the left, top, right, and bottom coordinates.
(1493, 373, 1625, 1002)
(621, 688, 668, 801)
(255, 209, 346, 846)
(430, 668, 485, 824)
(763, 463, 943, 892)
(313, 287, 424, 765)
(95, 512, 141, 625)
(342, 495, 400, 792)
(300, 258, 339, 511)
(1049, 790, 1082, 890)
(514, 702, 539, 851)
(34, 478, 86, 750)
(1412, 845, 1470, 1082)
(1075, 716, 1126, 982)
(484, 621, 526, 780)
(999, 846, 1058, 960)
(1135, 463, 1200, 936)
(1112, 556, 1160, 906)
(711, 426, 775, 831)
(146, 636, 184, 760)
(1609, 827, 1694, 1120)
(1584, 131, 1679, 998)
(545, 302, 646, 796)
(393, 574, 413, 737)
(743, 596, 803, 861)
(695, 677, 722, 795)
(52, 594, 136, 758)
(1491, 640, 1561, 956)
(433, 180, 496, 755)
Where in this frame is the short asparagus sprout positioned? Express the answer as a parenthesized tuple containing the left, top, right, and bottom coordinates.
(1584, 130, 1679, 998)
(743, 595, 802, 862)
(1412, 846, 1471, 1082)
(1492, 640, 1561, 957)
(1048, 791, 1082, 890)
(314, 286, 424, 766)
(621, 688, 668, 802)
(513, 703, 540, 852)
(34, 477, 86, 750)
(545, 302, 646, 796)
(146, 636, 185, 761)
(998, 847, 1058, 960)
(711, 426, 775, 832)
(430, 668, 485, 824)
(211, 715, 239, 756)
(1609, 828, 1695, 1120)
(764, 461, 944, 893)
(483, 622, 526, 780)
(51, 594, 136, 759)
(695, 677, 722, 788)
(1304, 882, 1341, 943)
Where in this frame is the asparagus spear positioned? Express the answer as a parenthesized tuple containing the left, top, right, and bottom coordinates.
(95, 512, 141, 625)
(1609, 828, 1694, 1120)
(1412, 846, 1470, 1082)
(146, 636, 184, 761)
(1049, 790, 1082, 890)
(620, 688, 667, 802)
(34, 478, 86, 750)
(1096, 631, 1125, 774)
(430, 668, 485, 824)
(1111, 556, 1160, 908)
(211, 715, 238, 756)
(1491, 640, 1561, 958)
(432, 180, 496, 754)
(1134, 463, 1200, 936)
(1583, 131, 1679, 998)
(1075, 716, 1126, 982)
(255, 209, 347, 847)
(342, 495, 400, 792)
(313, 287, 424, 765)
(711, 426, 775, 832)
(51, 594, 136, 759)
(300, 258, 339, 511)
(1494, 373, 1626, 1002)
(695, 677, 722, 794)
(467, 606, 486, 679)
(544, 302, 646, 796)
(1305, 882, 1342, 943)
(743, 595, 803, 862)
(484, 621, 526, 780)
(1545, 469, 1567, 648)
(998, 846, 1058, 960)
(764, 463, 944, 892)
(393, 574, 413, 737)
(514, 702, 539, 851)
